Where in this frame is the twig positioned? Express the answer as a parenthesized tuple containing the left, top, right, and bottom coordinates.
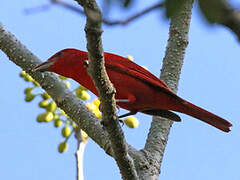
(52, 0, 85, 14)
(24, 0, 164, 26)
(102, 1, 164, 25)
(76, 141, 86, 180)
(75, 128, 87, 180)
(0, 16, 140, 180)
(24, 3, 53, 14)
(144, 0, 194, 176)
(0, 21, 113, 157)
(74, 0, 139, 179)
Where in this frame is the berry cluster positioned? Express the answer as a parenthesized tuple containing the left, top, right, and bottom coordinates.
(19, 70, 139, 153)
(19, 71, 90, 153)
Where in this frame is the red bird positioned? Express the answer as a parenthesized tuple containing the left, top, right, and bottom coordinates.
(34, 49, 232, 132)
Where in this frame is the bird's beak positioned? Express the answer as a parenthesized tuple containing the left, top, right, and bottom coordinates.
(33, 60, 54, 72)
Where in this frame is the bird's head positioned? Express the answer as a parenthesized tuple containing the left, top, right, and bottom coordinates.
(33, 48, 88, 78)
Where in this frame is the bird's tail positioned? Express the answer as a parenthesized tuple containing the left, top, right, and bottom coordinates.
(175, 99, 232, 132)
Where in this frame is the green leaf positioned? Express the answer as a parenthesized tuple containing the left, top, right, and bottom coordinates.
(123, 0, 132, 7)
(198, 0, 225, 24)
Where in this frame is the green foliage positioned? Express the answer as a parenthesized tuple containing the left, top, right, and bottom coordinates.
(198, 0, 226, 24)
(164, 0, 228, 25)
(123, 0, 132, 7)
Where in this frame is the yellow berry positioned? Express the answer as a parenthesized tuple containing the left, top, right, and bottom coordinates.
(38, 100, 49, 108)
(75, 88, 82, 98)
(24, 87, 33, 95)
(60, 109, 66, 115)
(59, 75, 68, 80)
(32, 80, 40, 87)
(54, 119, 62, 128)
(72, 122, 77, 129)
(46, 101, 57, 112)
(58, 142, 68, 153)
(64, 81, 70, 88)
(93, 98, 100, 108)
(41, 92, 51, 100)
(53, 113, 59, 120)
(76, 89, 90, 100)
(80, 91, 90, 101)
(37, 112, 54, 122)
(19, 71, 26, 78)
(37, 113, 45, 123)
(62, 126, 71, 138)
(141, 65, 148, 70)
(124, 116, 139, 128)
(86, 103, 97, 111)
(93, 109, 102, 118)
(127, 55, 134, 61)
(60, 109, 69, 118)
(45, 112, 54, 122)
(78, 85, 88, 91)
(25, 93, 35, 102)
(24, 74, 34, 82)
(81, 130, 88, 141)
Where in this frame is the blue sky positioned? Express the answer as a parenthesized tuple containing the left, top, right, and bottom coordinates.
(1, 0, 240, 180)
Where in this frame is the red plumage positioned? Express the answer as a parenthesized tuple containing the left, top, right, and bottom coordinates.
(34, 49, 232, 132)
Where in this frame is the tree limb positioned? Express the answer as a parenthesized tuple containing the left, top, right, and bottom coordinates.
(0, 22, 114, 157)
(25, 0, 164, 26)
(54, 0, 240, 40)
(54, 0, 240, 39)
(102, 1, 164, 26)
(143, 0, 194, 176)
(74, 0, 138, 179)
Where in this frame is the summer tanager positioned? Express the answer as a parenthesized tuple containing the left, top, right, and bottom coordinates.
(34, 49, 232, 132)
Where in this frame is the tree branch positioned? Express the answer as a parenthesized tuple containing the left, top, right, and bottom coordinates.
(0, 22, 115, 156)
(74, 0, 138, 179)
(143, 0, 194, 176)
(0, 21, 137, 161)
(25, 0, 164, 26)
(102, 1, 164, 26)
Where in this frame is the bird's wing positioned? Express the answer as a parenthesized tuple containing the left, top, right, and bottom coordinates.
(104, 52, 180, 99)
